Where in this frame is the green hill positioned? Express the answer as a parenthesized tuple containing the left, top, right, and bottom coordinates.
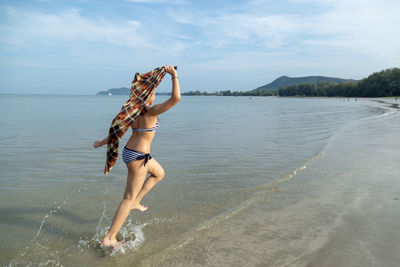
(278, 68, 400, 97)
(252, 75, 357, 93)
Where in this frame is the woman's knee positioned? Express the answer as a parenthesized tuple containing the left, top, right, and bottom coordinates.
(160, 169, 166, 180)
(153, 168, 165, 181)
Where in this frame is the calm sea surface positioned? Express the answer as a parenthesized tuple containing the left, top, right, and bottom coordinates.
(0, 95, 393, 266)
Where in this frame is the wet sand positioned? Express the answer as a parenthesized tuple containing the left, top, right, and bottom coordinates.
(294, 193, 400, 267)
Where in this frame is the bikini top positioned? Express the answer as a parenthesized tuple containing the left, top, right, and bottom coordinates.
(132, 117, 159, 132)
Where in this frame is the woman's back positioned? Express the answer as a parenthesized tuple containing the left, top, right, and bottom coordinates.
(126, 110, 158, 153)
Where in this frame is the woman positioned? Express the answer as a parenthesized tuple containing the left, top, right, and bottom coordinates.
(93, 65, 180, 248)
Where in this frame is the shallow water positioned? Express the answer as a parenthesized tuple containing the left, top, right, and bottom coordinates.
(0, 95, 394, 266)
(142, 98, 399, 267)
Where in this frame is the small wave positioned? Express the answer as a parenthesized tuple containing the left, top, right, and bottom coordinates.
(366, 100, 398, 117)
(321, 99, 398, 150)
(242, 151, 322, 196)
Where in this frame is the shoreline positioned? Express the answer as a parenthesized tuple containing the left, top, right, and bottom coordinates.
(138, 99, 400, 266)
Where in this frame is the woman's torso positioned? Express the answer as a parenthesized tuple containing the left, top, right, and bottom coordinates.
(125, 108, 158, 153)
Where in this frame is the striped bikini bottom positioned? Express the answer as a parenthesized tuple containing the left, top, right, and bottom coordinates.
(122, 146, 152, 166)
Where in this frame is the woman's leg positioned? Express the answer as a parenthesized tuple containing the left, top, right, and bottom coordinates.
(135, 158, 165, 205)
(102, 161, 147, 246)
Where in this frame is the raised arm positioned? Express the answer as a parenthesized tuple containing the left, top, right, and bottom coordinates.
(148, 65, 181, 116)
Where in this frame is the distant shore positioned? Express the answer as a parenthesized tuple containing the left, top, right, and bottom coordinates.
(97, 67, 399, 97)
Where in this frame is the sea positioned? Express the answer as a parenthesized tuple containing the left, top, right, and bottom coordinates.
(0, 95, 399, 266)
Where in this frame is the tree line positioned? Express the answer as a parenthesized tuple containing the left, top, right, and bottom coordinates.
(181, 68, 400, 97)
(278, 68, 400, 97)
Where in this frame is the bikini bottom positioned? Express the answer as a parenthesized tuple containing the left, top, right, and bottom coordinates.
(122, 146, 152, 166)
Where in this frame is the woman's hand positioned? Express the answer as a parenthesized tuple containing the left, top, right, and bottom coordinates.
(93, 136, 109, 148)
(164, 65, 177, 77)
(93, 140, 102, 148)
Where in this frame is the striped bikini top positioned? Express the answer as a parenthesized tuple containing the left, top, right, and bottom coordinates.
(132, 117, 159, 132)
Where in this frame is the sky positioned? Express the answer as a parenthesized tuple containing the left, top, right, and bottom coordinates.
(0, 0, 399, 95)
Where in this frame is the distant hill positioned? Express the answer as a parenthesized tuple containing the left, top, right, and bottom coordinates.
(96, 87, 130, 95)
(251, 75, 357, 92)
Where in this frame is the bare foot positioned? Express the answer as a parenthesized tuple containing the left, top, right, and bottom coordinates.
(101, 236, 119, 249)
(93, 140, 102, 148)
(131, 202, 148, 212)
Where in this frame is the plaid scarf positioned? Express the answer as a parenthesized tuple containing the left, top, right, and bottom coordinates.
(104, 66, 166, 174)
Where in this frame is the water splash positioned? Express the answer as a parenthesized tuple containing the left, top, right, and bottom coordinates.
(76, 200, 147, 256)
(77, 201, 175, 257)
(109, 222, 146, 256)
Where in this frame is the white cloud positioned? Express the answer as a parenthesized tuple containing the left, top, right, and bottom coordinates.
(166, 0, 400, 62)
(162, 0, 400, 88)
(5, 1, 398, 61)
(304, 0, 400, 59)
(0, 7, 155, 49)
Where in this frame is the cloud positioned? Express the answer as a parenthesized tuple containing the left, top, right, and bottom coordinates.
(0, 6, 155, 50)
(304, 0, 400, 59)
(4, 0, 398, 61)
(165, 0, 400, 61)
